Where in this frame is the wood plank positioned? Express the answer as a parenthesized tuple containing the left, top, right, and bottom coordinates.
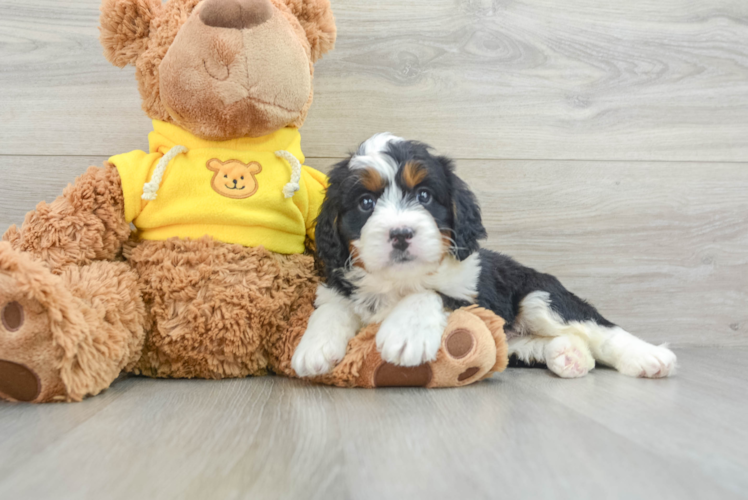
(507, 348, 748, 497)
(0, 348, 745, 499)
(1, 0, 748, 160)
(465, 159, 748, 347)
(0, 156, 109, 231)
(2, 155, 745, 347)
(0, 375, 132, 480)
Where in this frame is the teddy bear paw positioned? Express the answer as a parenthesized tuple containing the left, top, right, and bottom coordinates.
(357, 307, 505, 388)
(426, 309, 502, 387)
(0, 301, 41, 402)
(0, 255, 67, 403)
(0, 297, 61, 402)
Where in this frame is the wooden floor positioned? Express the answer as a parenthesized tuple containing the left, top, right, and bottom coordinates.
(0, 347, 745, 500)
(1, 1, 746, 498)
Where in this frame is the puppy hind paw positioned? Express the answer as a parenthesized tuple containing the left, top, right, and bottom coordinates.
(616, 343, 676, 379)
(544, 336, 595, 379)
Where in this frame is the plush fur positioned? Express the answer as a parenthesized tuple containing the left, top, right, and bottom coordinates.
(125, 237, 320, 379)
(293, 134, 677, 379)
(100, 0, 162, 68)
(3, 164, 130, 273)
(100, 0, 336, 139)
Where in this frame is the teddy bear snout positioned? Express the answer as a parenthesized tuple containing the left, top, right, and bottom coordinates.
(200, 0, 273, 31)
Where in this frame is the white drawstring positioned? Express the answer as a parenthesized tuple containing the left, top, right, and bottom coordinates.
(142, 145, 188, 201)
(142, 146, 299, 200)
(275, 150, 301, 198)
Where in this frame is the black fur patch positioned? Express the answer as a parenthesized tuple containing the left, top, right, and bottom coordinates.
(472, 249, 615, 330)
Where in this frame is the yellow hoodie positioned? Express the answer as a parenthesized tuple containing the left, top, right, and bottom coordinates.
(109, 121, 328, 255)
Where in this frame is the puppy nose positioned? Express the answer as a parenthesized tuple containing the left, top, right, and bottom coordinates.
(389, 228, 414, 251)
(200, 0, 273, 30)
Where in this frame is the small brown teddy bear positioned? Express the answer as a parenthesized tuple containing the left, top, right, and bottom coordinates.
(0, 0, 508, 403)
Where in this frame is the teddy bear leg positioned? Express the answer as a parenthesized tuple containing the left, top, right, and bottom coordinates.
(302, 306, 508, 389)
(2, 163, 130, 273)
(0, 243, 146, 403)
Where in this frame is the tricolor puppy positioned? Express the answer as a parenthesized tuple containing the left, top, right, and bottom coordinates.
(292, 134, 677, 379)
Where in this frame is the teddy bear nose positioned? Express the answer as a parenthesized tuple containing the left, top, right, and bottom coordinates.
(200, 0, 273, 30)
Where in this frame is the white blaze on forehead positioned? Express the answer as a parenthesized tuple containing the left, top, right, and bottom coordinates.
(348, 133, 404, 184)
(359, 133, 404, 155)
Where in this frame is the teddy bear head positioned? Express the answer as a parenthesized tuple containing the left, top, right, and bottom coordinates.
(100, 0, 336, 140)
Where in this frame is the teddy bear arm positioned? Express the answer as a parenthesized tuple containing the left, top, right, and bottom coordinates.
(287, 306, 508, 389)
(2, 163, 131, 273)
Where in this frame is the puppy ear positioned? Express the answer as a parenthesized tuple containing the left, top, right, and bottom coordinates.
(314, 196, 349, 283)
(314, 159, 354, 287)
(99, 0, 161, 68)
(443, 157, 487, 260)
(282, 0, 337, 63)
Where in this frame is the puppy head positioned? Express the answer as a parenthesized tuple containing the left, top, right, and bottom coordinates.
(316, 134, 486, 284)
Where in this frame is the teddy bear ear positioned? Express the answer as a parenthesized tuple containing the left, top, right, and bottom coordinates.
(99, 0, 162, 68)
(282, 0, 337, 63)
(207, 159, 223, 172)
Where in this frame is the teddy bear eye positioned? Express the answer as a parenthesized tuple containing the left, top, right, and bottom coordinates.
(241, 176, 244, 180)
(224, 174, 228, 178)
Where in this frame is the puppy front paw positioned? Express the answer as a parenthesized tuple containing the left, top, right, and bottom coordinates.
(616, 343, 676, 378)
(292, 332, 349, 378)
(291, 318, 356, 377)
(376, 308, 447, 367)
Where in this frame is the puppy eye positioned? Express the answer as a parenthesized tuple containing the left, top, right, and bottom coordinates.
(417, 188, 432, 205)
(358, 195, 376, 212)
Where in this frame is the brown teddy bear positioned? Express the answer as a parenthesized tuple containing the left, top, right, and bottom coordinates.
(0, 0, 508, 403)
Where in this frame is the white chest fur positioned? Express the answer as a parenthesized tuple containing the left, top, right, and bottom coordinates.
(339, 252, 482, 324)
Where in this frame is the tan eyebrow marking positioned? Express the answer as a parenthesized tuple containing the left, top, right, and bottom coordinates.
(360, 167, 386, 192)
(402, 161, 428, 188)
